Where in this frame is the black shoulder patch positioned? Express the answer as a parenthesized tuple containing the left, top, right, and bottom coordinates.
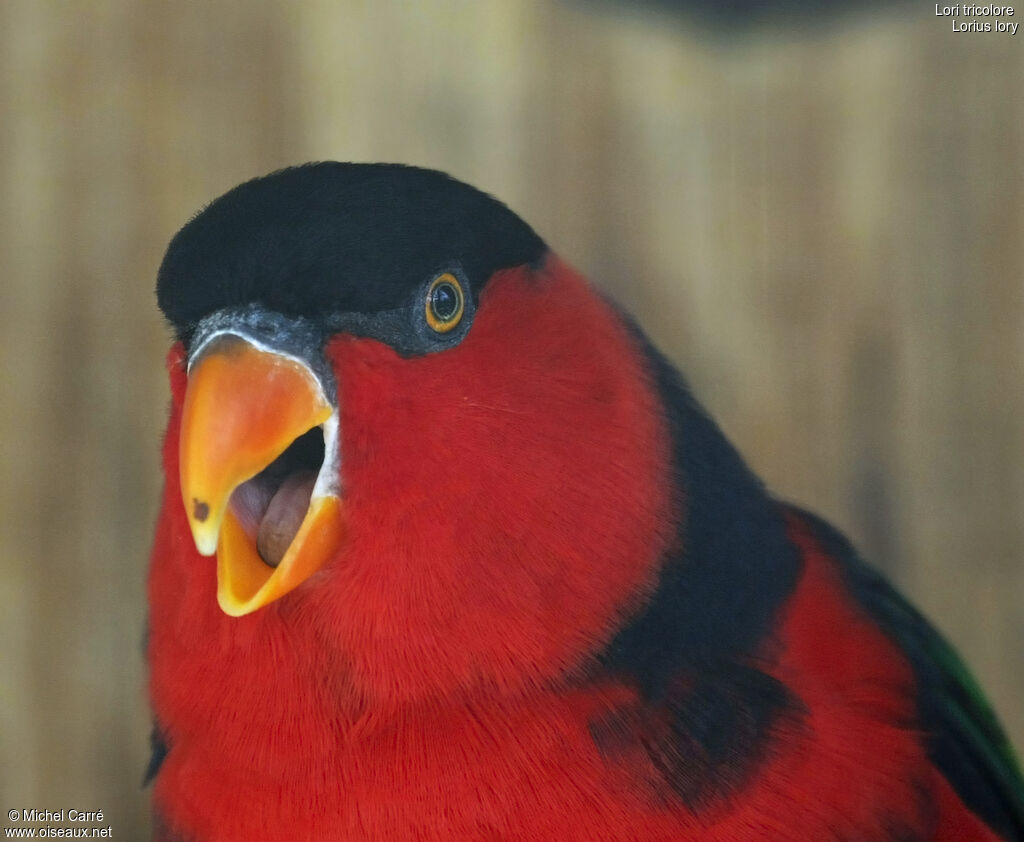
(156, 163, 546, 341)
(590, 326, 802, 806)
(789, 504, 1024, 842)
(591, 664, 802, 809)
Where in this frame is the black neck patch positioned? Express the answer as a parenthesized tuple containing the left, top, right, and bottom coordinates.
(156, 163, 547, 342)
(597, 331, 801, 690)
(592, 327, 803, 808)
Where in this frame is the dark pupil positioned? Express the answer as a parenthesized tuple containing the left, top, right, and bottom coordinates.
(431, 283, 459, 321)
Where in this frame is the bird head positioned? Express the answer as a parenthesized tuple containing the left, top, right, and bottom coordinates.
(154, 163, 674, 705)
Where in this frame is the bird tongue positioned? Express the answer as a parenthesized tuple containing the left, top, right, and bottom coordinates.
(256, 470, 318, 568)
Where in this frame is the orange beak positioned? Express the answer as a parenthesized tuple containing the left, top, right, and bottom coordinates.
(180, 334, 344, 616)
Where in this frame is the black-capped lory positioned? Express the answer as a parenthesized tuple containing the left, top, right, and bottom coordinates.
(147, 163, 1024, 841)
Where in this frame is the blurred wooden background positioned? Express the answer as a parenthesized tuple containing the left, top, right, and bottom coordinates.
(1, 1, 1020, 837)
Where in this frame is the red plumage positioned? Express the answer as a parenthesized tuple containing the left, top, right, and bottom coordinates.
(150, 260, 1006, 840)
(149, 165, 1021, 840)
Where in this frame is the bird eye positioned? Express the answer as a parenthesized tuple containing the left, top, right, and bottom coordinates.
(425, 273, 465, 334)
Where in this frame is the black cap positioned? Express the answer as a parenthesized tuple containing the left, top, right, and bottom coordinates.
(157, 162, 547, 340)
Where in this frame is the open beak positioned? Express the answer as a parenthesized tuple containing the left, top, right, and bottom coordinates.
(180, 334, 344, 616)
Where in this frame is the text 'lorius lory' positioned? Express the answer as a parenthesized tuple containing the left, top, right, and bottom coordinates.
(147, 163, 1024, 841)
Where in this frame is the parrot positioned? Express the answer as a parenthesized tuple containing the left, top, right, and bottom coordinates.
(146, 162, 1024, 841)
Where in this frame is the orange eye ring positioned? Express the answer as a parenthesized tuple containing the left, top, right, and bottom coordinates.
(425, 273, 465, 333)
